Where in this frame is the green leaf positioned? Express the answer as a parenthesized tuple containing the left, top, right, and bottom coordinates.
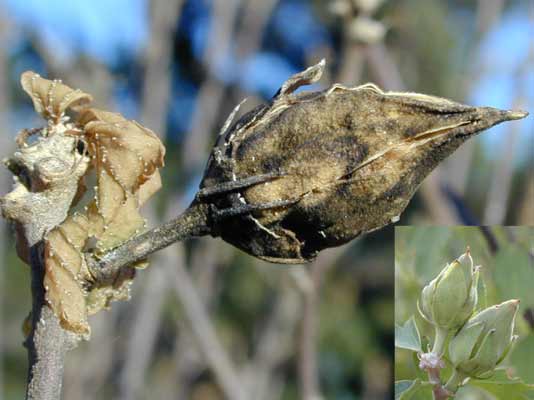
(395, 380, 420, 399)
(511, 334, 534, 384)
(395, 379, 433, 400)
(395, 316, 422, 352)
(494, 245, 534, 309)
(469, 369, 534, 400)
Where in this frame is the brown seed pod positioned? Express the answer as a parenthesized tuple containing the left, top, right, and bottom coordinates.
(198, 60, 528, 263)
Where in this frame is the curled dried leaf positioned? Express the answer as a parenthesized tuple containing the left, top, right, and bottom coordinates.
(85, 266, 136, 316)
(2, 72, 165, 336)
(80, 108, 165, 191)
(21, 71, 92, 123)
(44, 214, 91, 335)
(5, 74, 167, 335)
(78, 108, 165, 252)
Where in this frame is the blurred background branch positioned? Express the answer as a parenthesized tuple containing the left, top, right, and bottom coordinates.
(118, 1, 183, 398)
(0, 11, 12, 400)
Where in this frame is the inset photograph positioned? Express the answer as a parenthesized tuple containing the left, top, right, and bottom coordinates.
(395, 226, 534, 399)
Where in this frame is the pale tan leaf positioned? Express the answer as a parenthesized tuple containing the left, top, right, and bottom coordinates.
(80, 108, 165, 191)
(36, 94, 166, 334)
(43, 258, 89, 335)
(21, 71, 92, 122)
(88, 165, 146, 252)
(86, 267, 135, 315)
(137, 171, 162, 206)
(44, 214, 91, 335)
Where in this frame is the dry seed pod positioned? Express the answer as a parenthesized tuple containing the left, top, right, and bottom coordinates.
(198, 60, 528, 263)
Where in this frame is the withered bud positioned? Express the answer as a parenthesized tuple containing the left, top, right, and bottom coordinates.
(197, 60, 528, 263)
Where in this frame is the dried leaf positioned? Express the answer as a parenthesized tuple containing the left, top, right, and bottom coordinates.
(137, 171, 162, 206)
(85, 266, 135, 316)
(44, 214, 91, 335)
(79, 108, 165, 252)
(12, 81, 166, 334)
(20, 71, 92, 123)
(86, 190, 145, 252)
(3, 72, 165, 336)
(80, 108, 165, 191)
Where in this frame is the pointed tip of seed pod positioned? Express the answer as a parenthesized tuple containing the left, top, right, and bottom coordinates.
(482, 107, 529, 121)
(471, 107, 529, 132)
(504, 109, 529, 120)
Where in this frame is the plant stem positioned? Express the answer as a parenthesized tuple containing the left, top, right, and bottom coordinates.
(432, 327, 448, 356)
(422, 327, 450, 400)
(25, 246, 79, 400)
(432, 384, 452, 400)
(444, 369, 467, 394)
(87, 202, 211, 284)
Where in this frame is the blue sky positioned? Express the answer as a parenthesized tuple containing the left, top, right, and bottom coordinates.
(2, 0, 148, 65)
(469, 9, 533, 162)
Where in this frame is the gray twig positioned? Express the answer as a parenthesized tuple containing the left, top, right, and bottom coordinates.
(243, 270, 301, 400)
(87, 203, 211, 285)
(25, 249, 80, 400)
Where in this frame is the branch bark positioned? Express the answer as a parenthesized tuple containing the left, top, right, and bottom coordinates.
(24, 199, 210, 400)
(25, 246, 79, 400)
(87, 202, 211, 285)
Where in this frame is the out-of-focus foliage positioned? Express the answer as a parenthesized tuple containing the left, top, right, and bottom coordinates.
(395, 226, 534, 400)
(0, 0, 531, 399)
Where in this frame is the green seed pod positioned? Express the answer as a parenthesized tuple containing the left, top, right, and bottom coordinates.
(449, 299, 519, 379)
(419, 250, 479, 330)
(197, 60, 528, 263)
